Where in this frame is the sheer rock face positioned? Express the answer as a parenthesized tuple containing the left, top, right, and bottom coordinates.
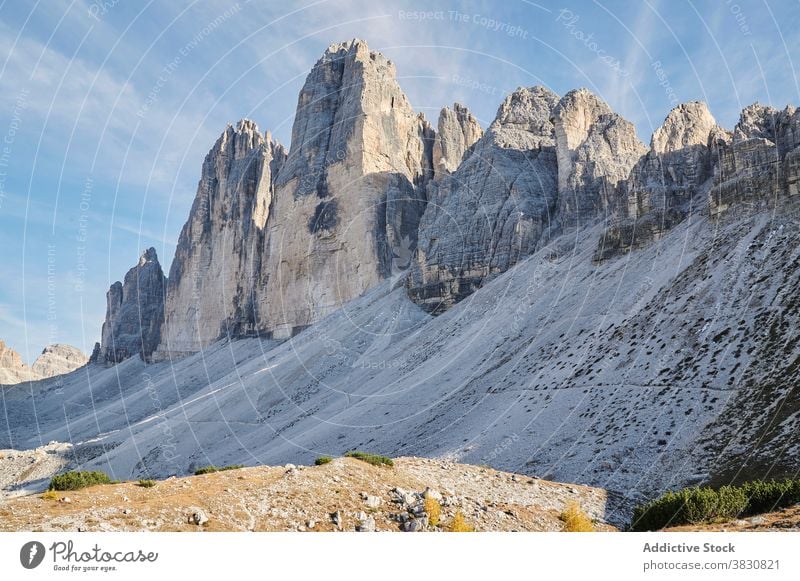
(31, 344, 88, 378)
(709, 103, 800, 214)
(0, 340, 35, 384)
(408, 87, 560, 313)
(627, 101, 716, 218)
(157, 121, 286, 355)
(254, 39, 433, 338)
(101, 248, 166, 363)
(597, 102, 716, 260)
(551, 89, 646, 222)
(432, 103, 483, 179)
(0, 340, 25, 370)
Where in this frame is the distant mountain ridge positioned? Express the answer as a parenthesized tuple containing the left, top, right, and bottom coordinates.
(0, 341, 87, 384)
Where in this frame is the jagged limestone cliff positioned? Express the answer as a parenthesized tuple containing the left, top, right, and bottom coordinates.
(100, 248, 166, 363)
(254, 39, 433, 338)
(91, 39, 800, 362)
(156, 121, 285, 355)
(408, 87, 559, 313)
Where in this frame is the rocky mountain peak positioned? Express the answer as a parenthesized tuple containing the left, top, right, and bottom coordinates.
(213, 118, 268, 165)
(551, 88, 613, 151)
(734, 102, 779, 142)
(278, 37, 425, 191)
(138, 246, 159, 266)
(251, 38, 433, 339)
(489, 86, 559, 147)
(0, 339, 25, 370)
(651, 101, 716, 154)
(409, 86, 561, 313)
(1, 340, 86, 384)
(551, 88, 645, 221)
(432, 103, 483, 179)
(31, 344, 88, 378)
(100, 248, 166, 363)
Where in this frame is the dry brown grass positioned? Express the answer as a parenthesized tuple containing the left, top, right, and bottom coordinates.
(560, 501, 595, 532)
(424, 496, 441, 527)
(0, 458, 615, 532)
(448, 510, 475, 532)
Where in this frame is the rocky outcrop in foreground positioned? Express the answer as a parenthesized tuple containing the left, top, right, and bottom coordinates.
(0, 455, 613, 531)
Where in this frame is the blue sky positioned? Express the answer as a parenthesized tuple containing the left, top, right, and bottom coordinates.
(0, 0, 798, 363)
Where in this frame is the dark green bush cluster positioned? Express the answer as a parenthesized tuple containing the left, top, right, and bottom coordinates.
(314, 456, 333, 465)
(49, 470, 112, 491)
(193, 464, 244, 475)
(344, 450, 394, 467)
(739, 479, 800, 515)
(632, 479, 800, 531)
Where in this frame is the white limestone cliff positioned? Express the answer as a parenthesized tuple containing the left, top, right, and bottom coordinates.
(432, 103, 483, 179)
(253, 39, 433, 338)
(156, 121, 285, 355)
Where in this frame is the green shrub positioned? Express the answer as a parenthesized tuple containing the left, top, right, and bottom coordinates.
(314, 456, 333, 465)
(739, 479, 800, 515)
(193, 464, 244, 475)
(137, 479, 156, 488)
(344, 451, 394, 467)
(194, 466, 218, 475)
(49, 470, 112, 491)
(631, 479, 800, 531)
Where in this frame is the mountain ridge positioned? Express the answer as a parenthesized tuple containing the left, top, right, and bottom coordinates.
(5, 39, 799, 519)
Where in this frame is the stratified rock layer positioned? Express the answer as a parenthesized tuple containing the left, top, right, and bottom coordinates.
(408, 87, 559, 313)
(432, 103, 483, 180)
(709, 103, 800, 214)
(100, 248, 166, 363)
(254, 39, 433, 338)
(597, 101, 716, 260)
(157, 121, 285, 355)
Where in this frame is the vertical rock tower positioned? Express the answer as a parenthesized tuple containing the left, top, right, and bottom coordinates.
(100, 247, 166, 362)
(157, 120, 286, 355)
(254, 39, 433, 338)
(409, 87, 560, 313)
